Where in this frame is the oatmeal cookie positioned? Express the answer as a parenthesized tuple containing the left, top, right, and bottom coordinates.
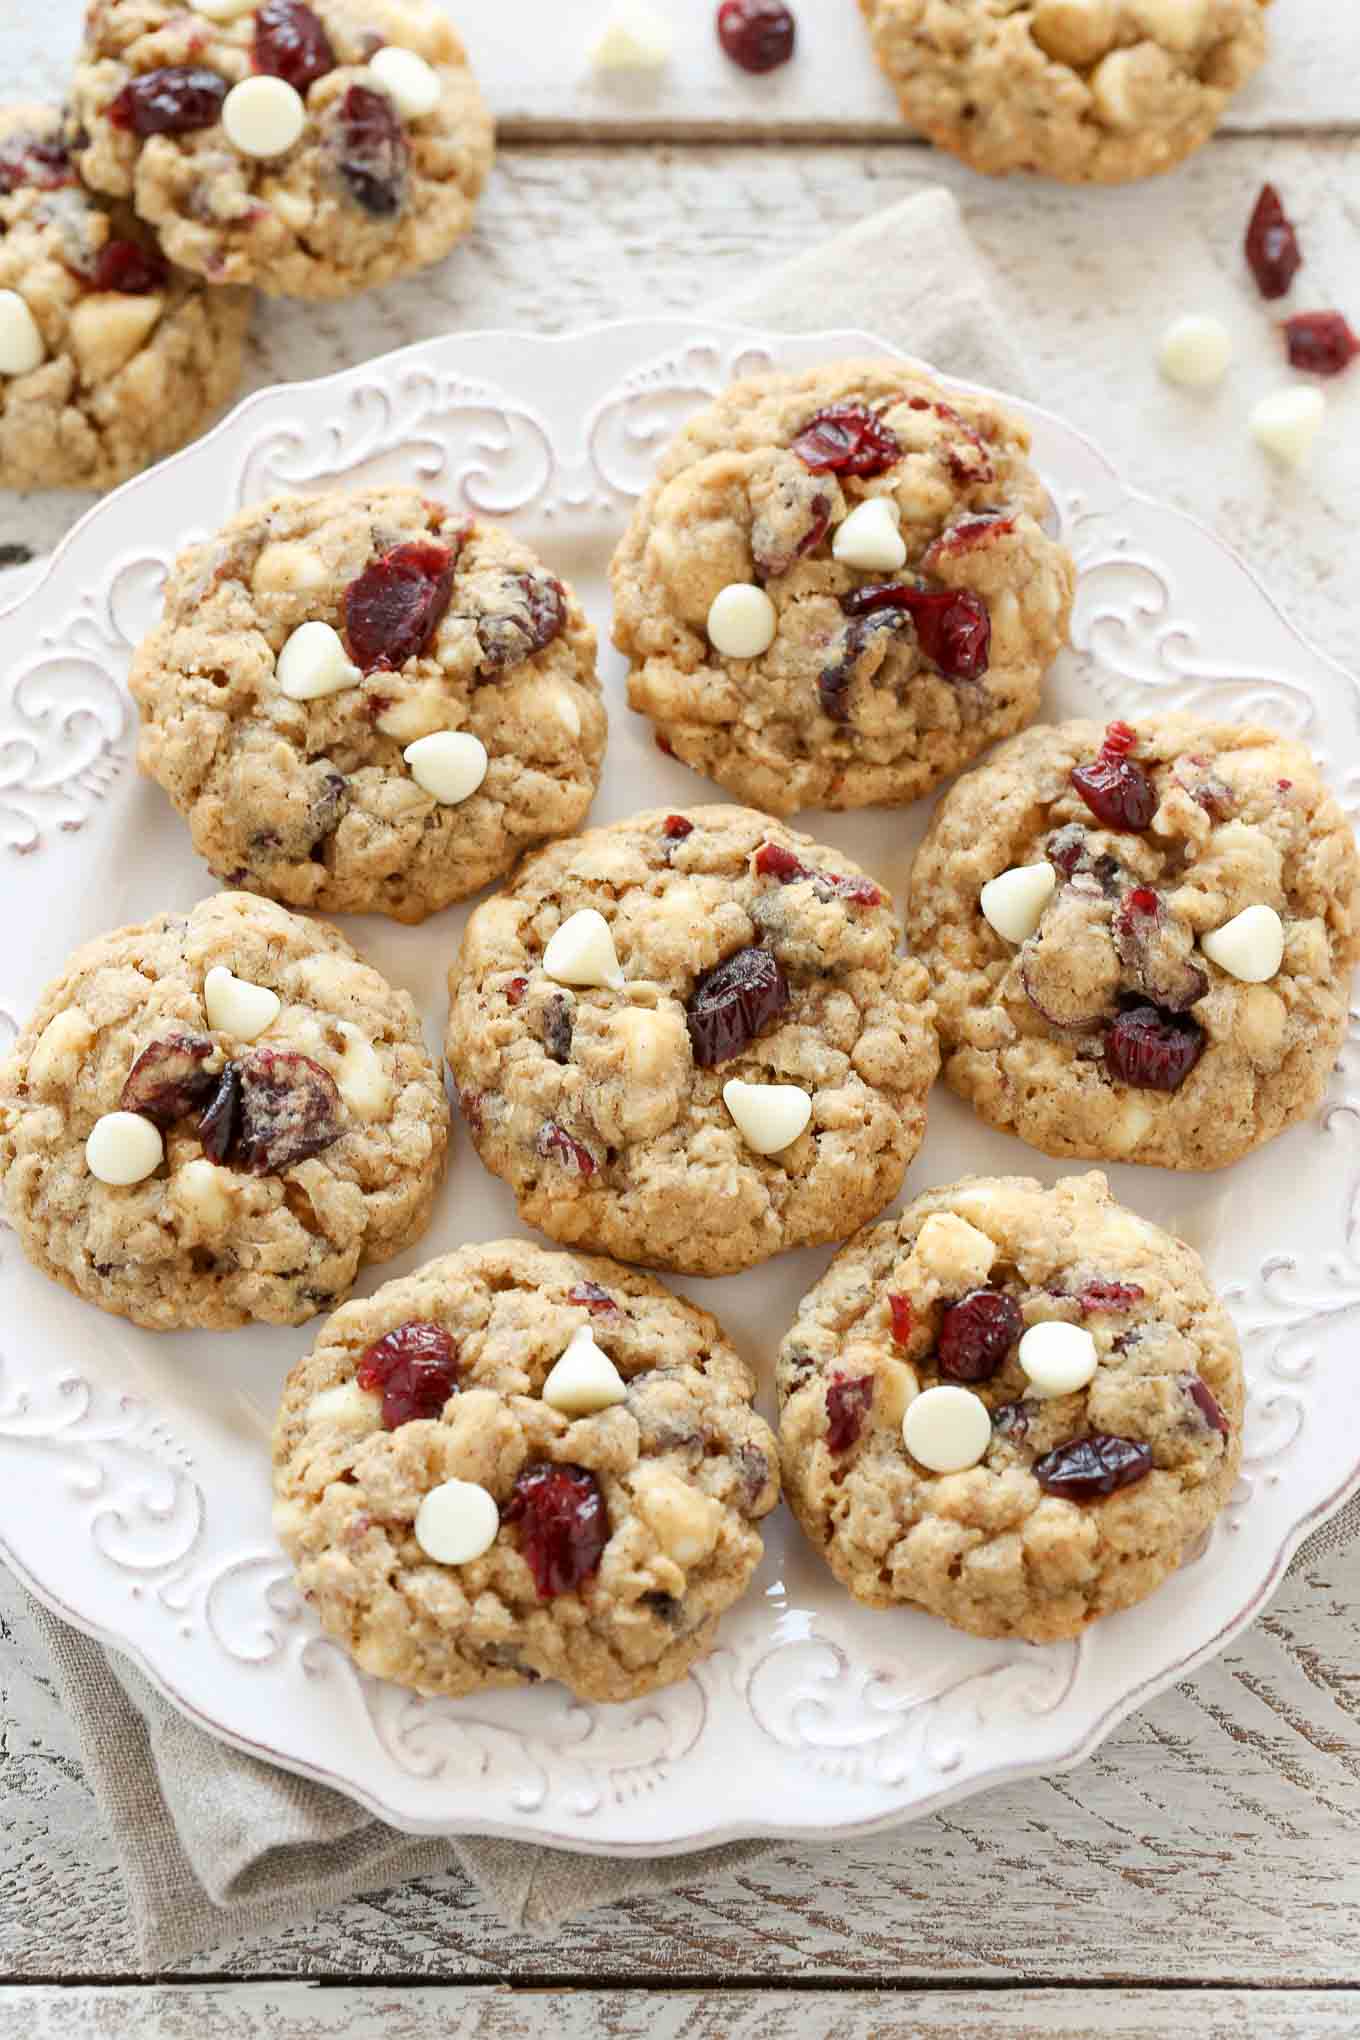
(271, 1238, 781, 1701)
(130, 486, 605, 923)
(445, 804, 939, 1275)
(908, 714, 1360, 1169)
(0, 104, 249, 490)
(777, 1171, 1244, 1642)
(859, 0, 1270, 185)
(0, 891, 449, 1330)
(610, 358, 1074, 816)
(69, 0, 494, 299)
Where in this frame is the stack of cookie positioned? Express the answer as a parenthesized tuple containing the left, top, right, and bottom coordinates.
(0, 0, 492, 489)
(2, 356, 1355, 1704)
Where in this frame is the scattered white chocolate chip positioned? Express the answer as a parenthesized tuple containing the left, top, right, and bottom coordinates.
(171, 1156, 233, 1231)
(1030, 0, 1117, 66)
(832, 496, 907, 573)
(1250, 386, 1325, 467)
(722, 1078, 812, 1156)
(543, 908, 623, 989)
(222, 75, 306, 160)
(309, 1381, 383, 1431)
(204, 965, 281, 1041)
(541, 1325, 628, 1417)
(276, 621, 362, 702)
(0, 290, 45, 377)
(634, 1465, 723, 1568)
(707, 583, 777, 661)
(1129, 0, 1207, 50)
(980, 861, 1057, 944)
(1158, 314, 1232, 390)
(69, 293, 162, 381)
(367, 44, 443, 118)
(28, 1007, 94, 1091)
(549, 687, 581, 738)
(1088, 46, 1140, 129)
(85, 1111, 163, 1187)
(414, 1480, 500, 1566)
(403, 729, 489, 805)
(333, 1023, 391, 1121)
(1201, 903, 1285, 983)
(902, 1385, 992, 1474)
(590, 0, 673, 69)
(253, 541, 329, 595)
(1018, 1320, 1099, 1399)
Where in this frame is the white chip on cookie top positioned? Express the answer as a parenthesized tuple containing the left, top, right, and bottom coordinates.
(222, 75, 307, 160)
(414, 1480, 500, 1565)
(85, 1111, 163, 1187)
(541, 1324, 628, 1416)
(902, 1384, 992, 1474)
(1158, 315, 1232, 390)
(979, 861, 1057, 944)
(276, 622, 363, 702)
(1029, 0, 1117, 66)
(543, 908, 624, 990)
(403, 730, 489, 805)
(832, 497, 907, 573)
(1200, 903, 1285, 983)
(1131, 0, 1209, 50)
(723, 1078, 812, 1156)
(0, 290, 46, 378)
(707, 584, 777, 661)
(204, 965, 281, 1041)
(309, 1381, 383, 1431)
(1018, 1320, 1100, 1399)
(367, 45, 443, 118)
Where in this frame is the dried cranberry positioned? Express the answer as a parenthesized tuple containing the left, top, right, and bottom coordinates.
(717, 0, 797, 74)
(357, 1321, 458, 1430)
(1245, 183, 1302, 300)
(344, 540, 455, 672)
(1071, 750, 1157, 832)
(1105, 1003, 1205, 1093)
(198, 1064, 241, 1164)
(0, 133, 72, 193)
(1185, 1375, 1230, 1436)
(1284, 310, 1360, 377)
(992, 1400, 1031, 1441)
(789, 402, 899, 477)
(1046, 823, 1090, 879)
(663, 814, 694, 840)
(536, 1121, 596, 1176)
(841, 582, 991, 683)
(91, 238, 169, 295)
(567, 1281, 619, 1316)
(1034, 1433, 1153, 1500)
(476, 573, 566, 674)
(818, 611, 901, 722)
(921, 512, 1015, 569)
(109, 67, 229, 137)
(505, 1462, 609, 1598)
(1076, 1279, 1145, 1313)
(686, 945, 790, 1067)
(505, 976, 528, 1007)
(825, 1374, 874, 1453)
(753, 840, 882, 907)
(121, 1033, 217, 1125)
(888, 1293, 913, 1346)
(459, 1088, 484, 1130)
(937, 1288, 1023, 1384)
(334, 82, 408, 217)
(253, 0, 335, 93)
(234, 1048, 343, 1173)
(541, 993, 574, 1064)
(1102, 721, 1137, 755)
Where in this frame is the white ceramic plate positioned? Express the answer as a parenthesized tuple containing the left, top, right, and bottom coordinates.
(1, 320, 1357, 1853)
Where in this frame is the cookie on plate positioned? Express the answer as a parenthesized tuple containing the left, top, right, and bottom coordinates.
(908, 715, 1360, 1170)
(446, 805, 939, 1275)
(0, 891, 449, 1330)
(611, 359, 1074, 816)
(777, 1171, 1244, 1642)
(0, 104, 249, 490)
(859, 0, 1270, 185)
(130, 486, 605, 923)
(271, 1239, 781, 1701)
(68, 0, 494, 299)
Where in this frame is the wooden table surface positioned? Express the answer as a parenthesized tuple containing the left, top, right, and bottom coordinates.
(3, 3, 1360, 2033)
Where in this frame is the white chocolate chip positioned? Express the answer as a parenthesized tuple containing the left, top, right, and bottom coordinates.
(1030, 0, 1117, 65)
(0, 290, 45, 377)
(980, 861, 1057, 944)
(722, 1078, 812, 1156)
(832, 497, 907, 573)
(1158, 315, 1232, 390)
(204, 965, 281, 1041)
(333, 1023, 391, 1121)
(549, 687, 581, 738)
(68, 292, 162, 381)
(707, 584, 777, 661)
(1018, 1321, 1099, 1399)
(543, 908, 623, 989)
(222, 75, 306, 160)
(404, 730, 489, 805)
(309, 1381, 383, 1431)
(86, 1111, 163, 1186)
(1129, 0, 1207, 49)
(372, 678, 452, 743)
(276, 621, 362, 702)
(912, 1212, 997, 1288)
(541, 1325, 628, 1416)
(28, 1007, 94, 1091)
(171, 1156, 234, 1231)
(367, 44, 443, 118)
(903, 1385, 992, 1474)
(1251, 387, 1325, 467)
(634, 1465, 723, 1568)
(414, 1480, 500, 1566)
(590, 0, 673, 69)
(1089, 47, 1140, 128)
(253, 542, 329, 595)
(1201, 903, 1285, 983)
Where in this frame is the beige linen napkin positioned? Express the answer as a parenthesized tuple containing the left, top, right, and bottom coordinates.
(12, 187, 1354, 1970)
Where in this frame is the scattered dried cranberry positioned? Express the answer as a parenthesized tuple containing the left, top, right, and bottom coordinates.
(567, 1281, 619, 1316)
(91, 238, 169, 295)
(357, 1320, 459, 1430)
(1284, 310, 1360, 377)
(1102, 720, 1138, 756)
(1046, 823, 1090, 879)
(937, 1288, 1023, 1384)
(334, 82, 407, 217)
(1071, 726, 1157, 832)
(1105, 1003, 1205, 1093)
(1034, 1433, 1153, 1500)
(0, 133, 71, 193)
(536, 1120, 596, 1176)
(790, 401, 899, 477)
(888, 1293, 913, 1346)
(505, 976, 528, 1007)
(825, 1374, 874, 1453)
(541, 993, 574, 1064)
(663, 814, 694, 841)
(1076, 1279, 1145, 1313)
(686, 945, 791, 1067)
(921, 512, 1015, 569)
(476, 572, 566, 675)
(253, 0, 335, 92)
(753, 840, 882, 906)
(344, 540, 455, 672)
(459, 1088, 484, 1130)
(717, 0, 797, 74)
(1185, 1375, 1230, 1436)
(198, 1064, 241, 1164)
(841, 581, 991, 683)
(120, 1033, 217, 1125)
(234, 1048, 344, 1173)
(1245, 183, 1302, 300)
(110, 67, 229, 137)
(992, 1400, 1031, 1441)
(505, 1462, 609, 1598)
(817, 611, 900, 722)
